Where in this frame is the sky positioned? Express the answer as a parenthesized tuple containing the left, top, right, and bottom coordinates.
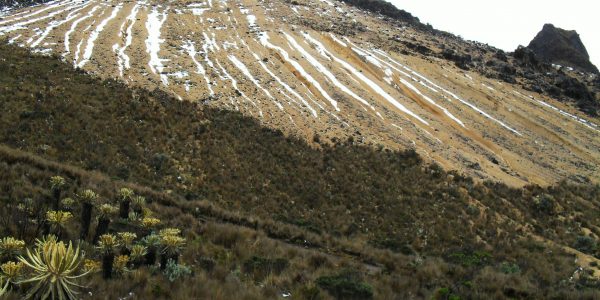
(388, 0, 600, 68)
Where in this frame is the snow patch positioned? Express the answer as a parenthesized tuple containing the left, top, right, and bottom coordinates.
(63, 5, 101, 58)
(77, 4, 122, 68)
(145, 6, 170, 85)
(304, 32, 429, 125)
(30, 2, 90, 48)
(113, 3, 140, 77)
(259, 31, 339, 111)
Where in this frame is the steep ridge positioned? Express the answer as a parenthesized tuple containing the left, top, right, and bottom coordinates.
(0, 0, 599, 186)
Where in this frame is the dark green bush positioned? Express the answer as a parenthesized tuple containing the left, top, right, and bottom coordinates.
(499, 262, 521, 274)
(316, 270, 373, 299)
(242, 256, 289, 279)
(447, 250, 492, 267)
(574, 236, 597, 255)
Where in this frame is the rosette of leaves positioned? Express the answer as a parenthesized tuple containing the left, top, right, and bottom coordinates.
(129, 245, 147, 268)
(76, 189, 99, 240)
(141, 234, 161, 266)
(159, 228, 181, 237)
(34, 235, 58, 250)
(60, 198, 76, 211)
(117, 188, 134, 219)
(92, 204, 118, 244)
(141, 207, 154, 218)
(131, 196, 146, 215)
(83, 259, 101, 274)
(117, 232, 137, 255)
(50, 176, 66, 210)
(17, 239, 88, 300)
(141, 217, 161, 230)
(112, 255, 130, 276)
(158, 229, 186, 269)
(46, 211, 73, 239)
(0, 237, 26, 259)
(96, 234, 119, 279)
(0, 261, 24, 295)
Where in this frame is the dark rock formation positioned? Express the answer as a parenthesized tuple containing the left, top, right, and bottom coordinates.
(514, 46, 542, 71)
(527, 24, 598, 74)
(0, 0, 50, 10)
(441, 49, 472, 70)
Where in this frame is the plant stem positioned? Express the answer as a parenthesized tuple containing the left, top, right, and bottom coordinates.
(80, 202, 93, 240)
(119, 200, 130, 219)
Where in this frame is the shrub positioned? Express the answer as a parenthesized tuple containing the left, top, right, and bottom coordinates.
(369, 236, 414, 255)
(163, 259, 192, 282)
(533, 194, 556, 215)
(447, 250, 492, 267)
(499, 262, 521, 274)
(315, 270, 373, 299)
(433, 287, 462, 300)
(574, 236, 597, 255)
(242, 256, 289, 279)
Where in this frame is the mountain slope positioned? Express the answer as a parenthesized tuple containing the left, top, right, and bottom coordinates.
(0, 41, 600, 299)
(0, 0, 598, 186)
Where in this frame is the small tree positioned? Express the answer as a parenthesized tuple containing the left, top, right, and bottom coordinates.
(46, 211, 73, 240)
(77, 189, 98, 240)
(117, 232, 137, 255)
(93, 204, 118, 244)
(129, 245, 147, 269)
(158, 228, 185, 270)
(113, 255, 130, 276)
(49, 176, 66, 210)
(131, 196, 146, 215)
(60, 198, 75, 212)
(117, 188, 134, 219)
(142, 234, 161, 266)
(141, 217, 161, 235)
(97, 234, 119, 279)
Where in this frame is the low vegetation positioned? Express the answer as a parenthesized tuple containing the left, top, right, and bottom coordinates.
(0, 42, 599, 298)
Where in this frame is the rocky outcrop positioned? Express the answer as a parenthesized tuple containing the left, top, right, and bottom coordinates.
(527, 24, 598, 74)
(0, 0, 50, 11)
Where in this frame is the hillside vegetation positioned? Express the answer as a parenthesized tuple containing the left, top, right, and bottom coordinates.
(0, 42, 599, 299)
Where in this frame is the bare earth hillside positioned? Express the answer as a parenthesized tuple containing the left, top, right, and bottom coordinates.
(0, 0, 599, 186)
